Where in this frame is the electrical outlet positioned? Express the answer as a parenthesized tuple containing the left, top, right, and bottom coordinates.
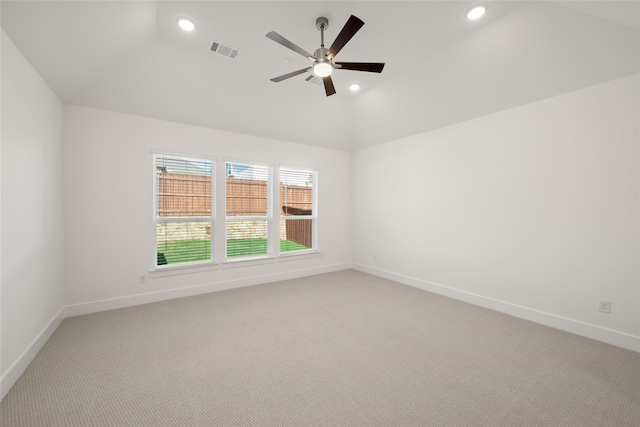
(373, 254, 377, 262)
(139, 275, 148, 284)
(598, 299, 611, 313)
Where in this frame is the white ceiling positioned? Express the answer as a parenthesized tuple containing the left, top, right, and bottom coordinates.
(2, 1, 638, 151)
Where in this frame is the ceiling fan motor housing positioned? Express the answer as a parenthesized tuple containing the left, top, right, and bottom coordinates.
(314, 47, 330, 61)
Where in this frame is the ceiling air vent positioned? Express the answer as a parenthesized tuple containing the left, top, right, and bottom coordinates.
(210, 41, 239, 59)
(305, 75, 323, 85)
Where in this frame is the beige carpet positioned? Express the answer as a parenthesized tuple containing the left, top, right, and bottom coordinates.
(1, 270, 639, 426)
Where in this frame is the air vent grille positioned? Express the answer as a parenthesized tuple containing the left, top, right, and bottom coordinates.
(210, 41, 239, 59)
(305, 75, 322, 85)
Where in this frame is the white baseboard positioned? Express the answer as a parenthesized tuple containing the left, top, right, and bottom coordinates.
(353, 263, 640, 353)
(0, 306, 65, 401)
(65, 262, 352, 318)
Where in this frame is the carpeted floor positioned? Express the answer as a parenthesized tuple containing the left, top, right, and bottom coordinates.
(1, 269, 639, 426)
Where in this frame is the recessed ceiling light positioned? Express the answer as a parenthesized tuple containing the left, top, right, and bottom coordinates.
(466, 5, 487, 20)
(349, 83, 361, 92)
(177, 17, 196, 32)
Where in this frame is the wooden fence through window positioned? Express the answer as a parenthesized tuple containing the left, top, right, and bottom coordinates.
(158, 173, 313, 246)
(157, 173, 211, 217)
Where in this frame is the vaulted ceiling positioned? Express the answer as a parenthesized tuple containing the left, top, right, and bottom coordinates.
(2, 1, 638, 151)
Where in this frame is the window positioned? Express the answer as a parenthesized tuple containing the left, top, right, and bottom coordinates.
(280, 168, 316, 253)
(152, 156, 317, 270)
(225, 162, 272, 259)
(154, 154, 214, 267)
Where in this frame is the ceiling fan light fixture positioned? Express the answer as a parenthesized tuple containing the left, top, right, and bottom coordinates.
(266, 15, 384, 96)
(177, 17, 196, 32)
(313, 61, 333, 77)
(466, 5, 487, 20)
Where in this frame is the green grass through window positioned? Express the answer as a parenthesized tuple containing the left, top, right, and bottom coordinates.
(157, 238, 310, 265)
(157, 239, 210, 265)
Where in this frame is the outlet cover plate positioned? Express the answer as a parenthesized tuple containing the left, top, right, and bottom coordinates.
(598, 299, 611, 313)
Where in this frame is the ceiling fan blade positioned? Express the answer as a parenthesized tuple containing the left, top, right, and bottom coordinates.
(323, 76, 336, 96)
(266, 31, 315, 60)
(326, 15, 365, 59)
(270, 68, 312, 83)
(335, 62, 385, 73)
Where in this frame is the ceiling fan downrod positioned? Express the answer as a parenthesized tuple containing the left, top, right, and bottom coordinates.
(316, 17, 329, 47)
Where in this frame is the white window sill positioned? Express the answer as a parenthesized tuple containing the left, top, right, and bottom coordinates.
(222, 255, 277, 268)
(222, 250, 321, 267)
(149, 262, 219, 278)
(148, 251, 322, 278)
(278, 250, 321, 262)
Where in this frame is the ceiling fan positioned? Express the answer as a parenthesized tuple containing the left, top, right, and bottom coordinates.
(266, 15, 385, 96)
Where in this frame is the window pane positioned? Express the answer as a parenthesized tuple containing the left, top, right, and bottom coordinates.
(156, 155, 212, 218)
(280, 219, 313, 252)
(280, 169, 313, 215)
(280, 168, 314, 253)
(157, 222, 211, 265)
(226, 220, 269, 258)
(226, 162, 269, 217)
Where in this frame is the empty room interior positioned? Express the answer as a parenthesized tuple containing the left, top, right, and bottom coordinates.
(1, 1, 639, 425)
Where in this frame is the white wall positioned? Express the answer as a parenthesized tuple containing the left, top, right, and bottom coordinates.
(63, 106, 352, 313)
(1, 31, 65, 399)
(352, 74, 640, 351)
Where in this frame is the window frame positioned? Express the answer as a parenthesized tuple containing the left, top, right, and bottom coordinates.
(152, 152, 216, 271)
(224, 160, 274, 262)
(279, 167, 318, 256)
